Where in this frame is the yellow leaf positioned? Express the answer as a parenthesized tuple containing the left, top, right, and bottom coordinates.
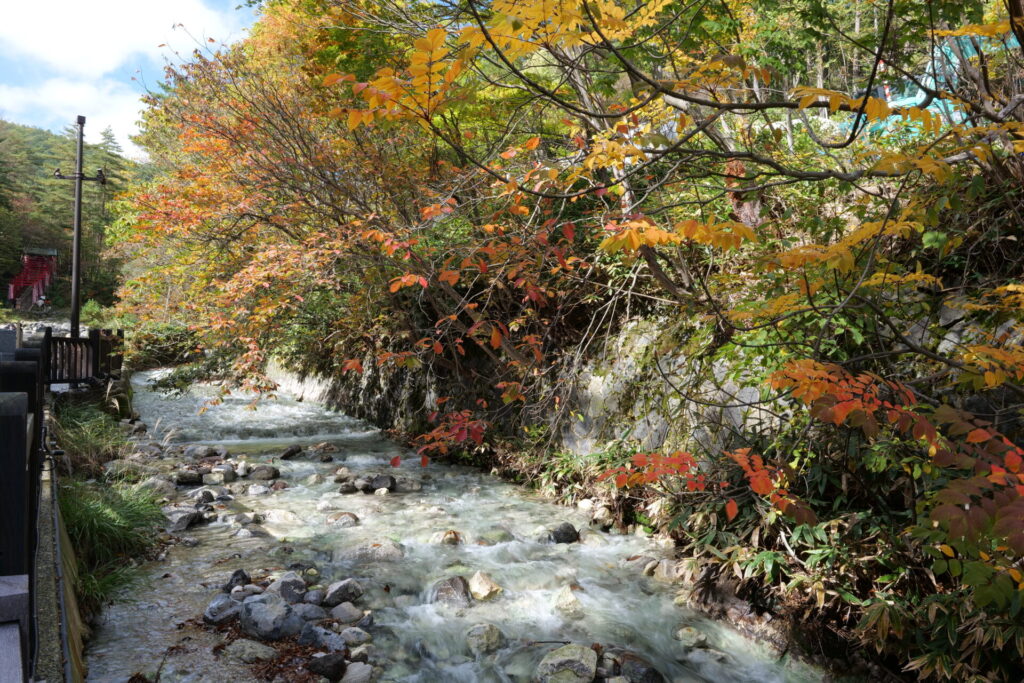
(939, 544, 955, 557)
(524, 136, 540, 150)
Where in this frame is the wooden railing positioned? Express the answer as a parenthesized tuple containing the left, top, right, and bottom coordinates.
(42, 328, 123, 386)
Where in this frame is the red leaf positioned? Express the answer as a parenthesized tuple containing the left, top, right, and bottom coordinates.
(390, 456, 401, 467)
(420, 455, 430, 467)
(966, 428, 991, 443)
(562, 223, 575, 241)
(490, 326, 502, 349)
(725, 498, 738, 521)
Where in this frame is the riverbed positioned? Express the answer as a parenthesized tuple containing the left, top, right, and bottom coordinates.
(82, 370, 821, 682)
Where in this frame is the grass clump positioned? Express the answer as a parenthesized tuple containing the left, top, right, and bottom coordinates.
(58, 480, 164, 617)
(51, 399, 128, 477)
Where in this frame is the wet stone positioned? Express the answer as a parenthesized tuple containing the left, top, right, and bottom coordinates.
(326, 511, 359, 527)
(430, 576, 472, 607)
(341, 627, 372, 645)
(203, 593, 240, 625)
(330, 601, 362, 623)
(267, 571, 307, 603)
(343, 540, 404, 563)
(221, 569, 251, 592)
(340, 662, 373, 683)
(323, 578, 363, 607)
(370, 474, 396, 491)
(298, 623, 347, 652)
(307, 652, 347, 681)
(550, 522, 579, 544)
(338, 482, 358, 494)
(249, 465, 280, 480)
(173, 470, 203, 486)
(466, 623, 505, 655)
(239, 597, 304, 641)
(270, 480, 289, 491)
(468, 571, 502, 601)
(535, 643, 598, 683)
(248, 484, 271, 496)
(280, 444, 303, 460)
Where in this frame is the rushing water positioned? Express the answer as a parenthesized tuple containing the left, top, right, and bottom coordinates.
(83, 370, 821, 682)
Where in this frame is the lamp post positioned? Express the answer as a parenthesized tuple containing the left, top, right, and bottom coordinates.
(53, 115, 106, 339)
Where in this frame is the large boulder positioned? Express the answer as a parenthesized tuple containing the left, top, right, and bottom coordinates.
(429, 576, 472, 607)
(535, 644, 598, 683)
(323, 578, 364, 607)
(239, 596, 304, 640)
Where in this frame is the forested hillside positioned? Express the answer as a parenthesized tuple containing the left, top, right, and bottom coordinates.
(111, 0, 1024, 678)
(0, 119, 132, 304)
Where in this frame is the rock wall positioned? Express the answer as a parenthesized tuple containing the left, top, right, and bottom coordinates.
(269, 319, 776, 461)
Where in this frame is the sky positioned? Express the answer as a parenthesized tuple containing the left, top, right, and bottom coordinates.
(0, 0, 257, 159)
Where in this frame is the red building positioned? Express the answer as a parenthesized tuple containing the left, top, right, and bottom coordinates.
(7, 248, 58, 310)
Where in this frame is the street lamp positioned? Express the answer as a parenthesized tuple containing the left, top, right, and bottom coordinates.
(53, 115, 106, 339)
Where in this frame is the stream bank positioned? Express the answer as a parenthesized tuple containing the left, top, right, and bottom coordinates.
(82, 369, 823, 682)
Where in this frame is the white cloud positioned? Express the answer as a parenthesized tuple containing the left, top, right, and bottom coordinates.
(0, 78, 148, 158)
(0, 0, 253, 159)
(0, 0, 248, 79)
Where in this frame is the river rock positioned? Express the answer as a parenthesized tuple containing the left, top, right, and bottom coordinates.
(174, 470, 203, 486)
(280, 444, 303, 460)
(305, 473, 325, 486)
(249, 465, 280, 480)
(184, 445, 217, 460)
(339, 482, 359, 494)
(137, 476, 176, 497)
(349, 644, 374, 663)
(476, 528, 515, 545)
(674, 626, 707, 648)
(466, 623, 505, 655)
(239, 597, 304, 640)
(592, 504, 615, 528)
(265, 509, 301, 524)
(304, 588, 325, 605)
(430, 576, 472, 607)
(330, 601, 362, 623)
(429, 530, 463, 545)
(353, 477, 373, 492)
(550, 522, 579, 543)
(394, 477, 422, 493)
(608, 650, 666, 682)
(315, 493, 346, 511)
(323, 578, 364, 606)
(235, 461, 249, 477)
(333, 466, 352, 482)
(340, 662, 373, 683)
(162, 505, 203, 532)
(221, 568, 251, 592)
(202, 471, 229, 485)
(231, 584, 262, 601)
(553, 585, 584, 619)
(326, 511, 360, 527)
(307, 652, 347, 681)
(267, 571, 307, 603)
(319, 453, 334, 462)
(224, 638, 277, 663)
(341, 627, 372, 645)
(468, 571, 502, 601)
(247, 484, 271, 496)
(344, 540, 405, 562)
(203, 593, 240, 625)
(270, 480, 289, 491)
(536, 644, 597, 683)
(212, 463, 236, 480)
(298, 623, 347, 651)
(370, 474, 396, 491)
(292, 603, 328, 621)
(374, 487, 389, 496)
